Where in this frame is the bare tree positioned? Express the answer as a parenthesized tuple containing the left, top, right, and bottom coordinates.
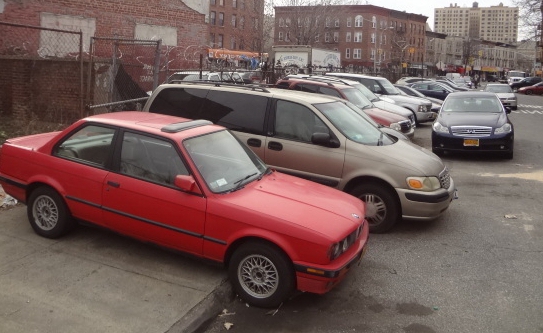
(512, 0, 542, 41)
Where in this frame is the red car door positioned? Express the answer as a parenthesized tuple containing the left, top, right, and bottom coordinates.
(101, 132, 207, 256)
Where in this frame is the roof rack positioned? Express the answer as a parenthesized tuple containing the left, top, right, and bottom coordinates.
(165, 80, 270, 93)
(283, 74, 355, 87)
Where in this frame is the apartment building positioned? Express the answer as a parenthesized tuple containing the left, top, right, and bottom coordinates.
(434, 2, 519, 44)
(208, 0, 265, 55)
(274, 5, 427, 75)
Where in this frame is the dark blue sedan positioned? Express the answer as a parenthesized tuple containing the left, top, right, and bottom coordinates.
(431, 92, 514, 159)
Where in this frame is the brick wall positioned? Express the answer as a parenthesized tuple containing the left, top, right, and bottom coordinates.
(0, 0, 208, 122)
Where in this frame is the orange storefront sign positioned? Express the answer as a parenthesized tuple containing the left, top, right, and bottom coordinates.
(208, 48, 268, 60)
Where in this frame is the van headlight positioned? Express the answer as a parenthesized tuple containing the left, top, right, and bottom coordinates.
(389, 122, 402, 132)
(494, 123, 512, 134)
(418, 105, 426, 112)
(407, 176, 441, 191)
(432, 121, 449, 133)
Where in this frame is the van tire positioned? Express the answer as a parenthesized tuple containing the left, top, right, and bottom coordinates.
(350, 183, 399, 233)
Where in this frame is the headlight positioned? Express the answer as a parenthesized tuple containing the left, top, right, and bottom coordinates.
(418, 105, 426, 112)
(432, 121, 449, 133)
(494, 123, 512, 134)
(406, 176, 441, 191)
(389, 122, 402, 131)
(328, 243, 341, 260)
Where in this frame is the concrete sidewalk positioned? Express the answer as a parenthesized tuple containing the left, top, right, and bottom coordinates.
(0, 205, 232, 333)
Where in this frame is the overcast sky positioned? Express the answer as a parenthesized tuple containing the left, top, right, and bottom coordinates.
(367, 0, 516, 31)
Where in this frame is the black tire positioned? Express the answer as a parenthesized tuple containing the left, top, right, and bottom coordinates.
(229, 241, 295, 308)
(350, 183, 399, 233)
(525, 90, 533, 95)
(432, 148, 444, 157)
(27, 187, 73, 239)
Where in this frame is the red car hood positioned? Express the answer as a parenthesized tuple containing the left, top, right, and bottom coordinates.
(218, 171, 365, 240)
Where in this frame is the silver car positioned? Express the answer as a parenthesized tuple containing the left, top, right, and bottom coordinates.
(483, 83, 517, 110)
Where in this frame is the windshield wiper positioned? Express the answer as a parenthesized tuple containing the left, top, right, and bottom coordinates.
(230, 172, 258, 192)
(257, 167, 272, 181)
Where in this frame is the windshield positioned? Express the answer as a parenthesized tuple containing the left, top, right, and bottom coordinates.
(342, 88, 374, 109)
(403, 86, 426, 98)
(485, 85, 513, 93)
(441, 96, 503, 113)
(184, 130, 267, 193)
(314, 101, 393, 146)
(351, 83, 381, 102)
(379, 79, 401, 95)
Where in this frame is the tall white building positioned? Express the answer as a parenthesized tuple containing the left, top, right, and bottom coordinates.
(434, 2, 518, 44)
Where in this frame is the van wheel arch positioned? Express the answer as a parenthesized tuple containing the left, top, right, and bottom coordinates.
(344, 177, 401, 233)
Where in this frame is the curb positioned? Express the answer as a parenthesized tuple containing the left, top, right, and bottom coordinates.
(166, 278, 234, 333)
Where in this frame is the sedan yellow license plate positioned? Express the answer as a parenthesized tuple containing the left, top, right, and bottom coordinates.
(464, 138, 479, 146)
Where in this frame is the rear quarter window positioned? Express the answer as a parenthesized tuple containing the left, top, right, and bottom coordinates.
(201, 91, 269, 135)
(148, 88, 208, 119)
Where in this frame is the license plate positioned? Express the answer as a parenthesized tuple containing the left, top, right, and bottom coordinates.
(464, 138, 479, 146)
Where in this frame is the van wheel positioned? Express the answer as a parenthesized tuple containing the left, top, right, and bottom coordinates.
(229, 241, 295, 308)
(27, 186, 73, 239)
(350, 183, 399, 233)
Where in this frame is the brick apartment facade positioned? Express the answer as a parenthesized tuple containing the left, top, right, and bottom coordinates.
(274, 5, 427, 74)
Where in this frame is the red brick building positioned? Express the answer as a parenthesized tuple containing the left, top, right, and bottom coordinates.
(208, 0, 266, 64)
(274, 5, 427, 74)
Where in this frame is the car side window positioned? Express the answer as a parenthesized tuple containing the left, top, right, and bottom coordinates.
(319, 86, 342, 98)
(54, 125, 116, 167)
(120, 132, 188, 185)
(297, 84, 319, 93)
(201, 91, 268, 135)
(274, 100, 327, 142)
(148, 88, 208, 118)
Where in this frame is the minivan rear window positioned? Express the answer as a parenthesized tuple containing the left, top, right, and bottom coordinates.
(148, 88, 208, 119)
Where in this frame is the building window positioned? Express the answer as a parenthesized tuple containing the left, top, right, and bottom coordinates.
(326, 17, 331, 27)
(315, 33, 319, 42)
(210, 33, 215, 44)
(335, 19, 340, 27)
(279, 18, 285, 27)
(240, 16, 245, 29)
(355, 15, 363, 27)
(286, 31, 290, 42)
(231, 37, 236, 49)
(325, 32, 330, 42)
(210, 11, 216, 25)
(233, 0, 237, 8)
(279, 31, 284, 41)
(345, 48, 350, 59)
(286, 18, 291, 27)
(372, 16, 376, 28)
(219, 0, 224, 5)
(218, 34, 223, 48)
(298, 18, 302, 27)
(210, 0, 216, 5)
(371, 48, 375, 60)
(347, 17, 352, 27)
(232, 14, 237, 27)
(354, 32, 362, 42)
(334, 32, 339, 42)
(219, 12, 224, 26)
(371, 33, 376, 43)
(240, 0, 245, 9)
(346, 32, 351, 42)
(353, 48, 361, 59)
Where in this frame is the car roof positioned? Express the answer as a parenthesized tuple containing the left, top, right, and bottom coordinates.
(446, 91, 497, 98)
(325, 73, 387, 81)
(154, 82, 340, 105)
(82, 111, 223, 139)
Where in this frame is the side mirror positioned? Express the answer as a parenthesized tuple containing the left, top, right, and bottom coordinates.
(174, 175, 202, 195)
(311, 132, 340, 148)
(504, 106, 512, 114)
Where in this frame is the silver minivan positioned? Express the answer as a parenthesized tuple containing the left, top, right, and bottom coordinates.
(143, 82, 457, 233)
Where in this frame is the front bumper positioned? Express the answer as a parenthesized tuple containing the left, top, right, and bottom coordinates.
(416, 110, 437, 123)
(431, 131, 514, 154)
(397, 176, 456, 220)
(293, 220, 369, 295)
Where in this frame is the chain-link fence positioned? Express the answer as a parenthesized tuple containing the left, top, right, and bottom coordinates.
(0, 21, 83, 135)
(86, 37, 162, 114)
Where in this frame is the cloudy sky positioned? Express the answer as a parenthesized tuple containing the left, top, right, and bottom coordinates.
(367, 0, 516, 30)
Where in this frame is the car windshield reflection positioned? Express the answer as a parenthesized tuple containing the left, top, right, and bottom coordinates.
(442, 96, 502, 113)
(184, 130, 267, 193)
(315, 101, 393, 146)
